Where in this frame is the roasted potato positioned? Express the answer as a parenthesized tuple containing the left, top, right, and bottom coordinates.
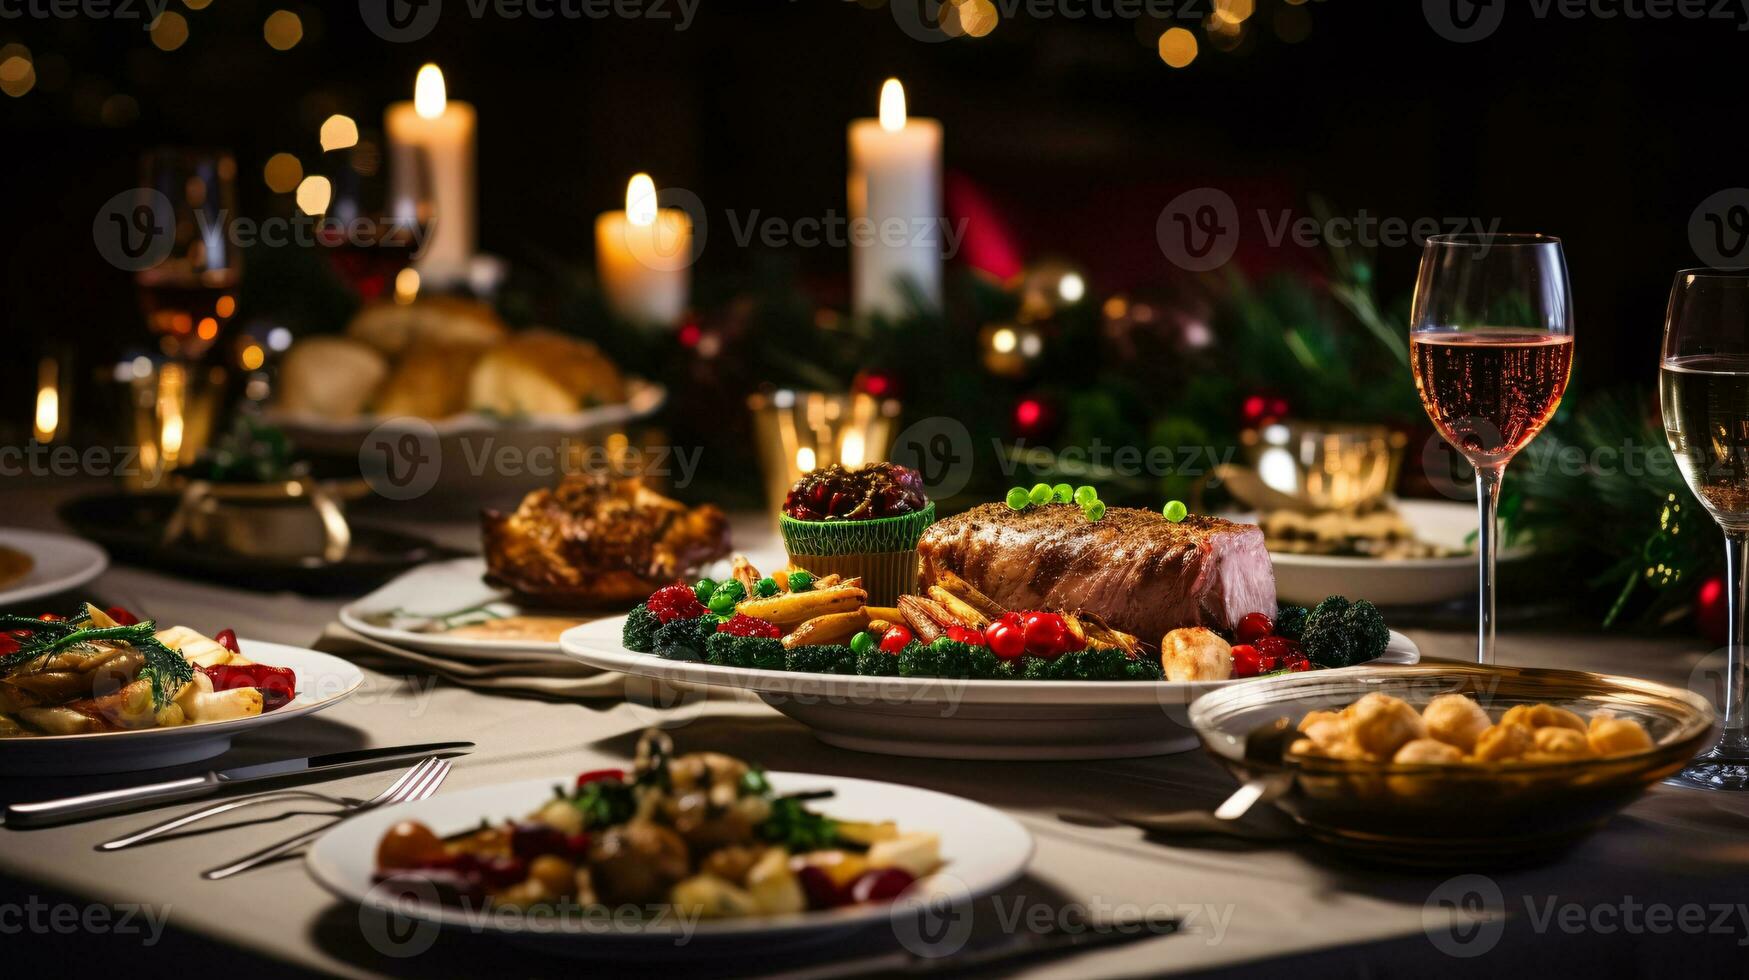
(927, 569, 1008, 621)
(781, 609, 871, 649)
(735, 585, 868, 628)
(927, 587, 990, 629)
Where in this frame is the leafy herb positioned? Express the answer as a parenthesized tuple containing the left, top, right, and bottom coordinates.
(0, 620, 193, 709)
(761, 796, 838, 852)
(570, 778, 637, 829)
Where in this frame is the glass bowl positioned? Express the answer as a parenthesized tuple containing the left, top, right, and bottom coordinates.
(1189, 664, 1716, 867)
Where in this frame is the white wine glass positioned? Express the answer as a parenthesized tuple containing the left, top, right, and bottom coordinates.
(1411, 234, 1575, 666)
(1661, 270, 1749, 791)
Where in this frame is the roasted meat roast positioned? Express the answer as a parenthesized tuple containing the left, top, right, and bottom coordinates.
(918, 503, 1276, 640)
(482, 474, 731, 608)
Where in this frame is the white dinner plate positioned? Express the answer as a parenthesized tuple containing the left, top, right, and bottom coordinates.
(340, 557, 593, 660)
(1243, 499, 1531, 607)
(560, 618, 1420, 761)
(307, 772, 1034, 959)
(0, 528, 109, 610)
(0, 640, 364, 775)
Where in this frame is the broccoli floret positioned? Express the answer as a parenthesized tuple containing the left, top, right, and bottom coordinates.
(856, 649, 901, 676)
(927, 640, 983, 678)
(1342, 599, 1390, 663)
(786, 644, 856, 675)
(970, 648, 1015, 679)
(1273, 606, 1310, 642)
(706, 633, 785, 670)
(653, 615, 715, 661)
(623, 605, 661, 653)
(896, 642, 941, 678)
(1302, 597, 1358, 669)
(1123, 657, 1165, 681)
(1063, 647, 1132, 680)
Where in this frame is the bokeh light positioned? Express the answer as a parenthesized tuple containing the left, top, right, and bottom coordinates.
(1158, 27, 1198, 68)
(263, 152, 303, 193)
(319, 114, 359, 151)
(264, 10, 304, 51)
(151, 12, 190, 51)
(295, 174, 332, 215)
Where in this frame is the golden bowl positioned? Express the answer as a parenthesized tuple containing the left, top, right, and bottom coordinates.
(1189, 663, 1716, 867)
(1235, 421, 1407, 512)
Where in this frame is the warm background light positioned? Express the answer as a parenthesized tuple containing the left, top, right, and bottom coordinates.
(414, 64, 447, 119)
(878, 78, 906, 133)
(150, 12, 190, 52)
(319, 114, 359, 151)
(625, 173, 658, 227)
(1159, 27, 1198, 68)
(263, 152, 302, 193)
(295, 175, 332, 215)
(264, 10, 303, 51)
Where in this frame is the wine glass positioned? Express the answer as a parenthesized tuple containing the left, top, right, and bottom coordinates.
(135, 147, 242, 362)
(314, 133, 434, 302)
(1410, 234, 1575, 665)
(1660, 270, 1749, 790)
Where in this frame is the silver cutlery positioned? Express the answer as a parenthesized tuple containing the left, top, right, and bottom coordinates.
(8, 740, 473, 829)
(201, 756, 451, 880)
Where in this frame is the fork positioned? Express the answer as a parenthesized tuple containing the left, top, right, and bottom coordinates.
(200, 758, 451, 881)
(100, 788, 370, 852)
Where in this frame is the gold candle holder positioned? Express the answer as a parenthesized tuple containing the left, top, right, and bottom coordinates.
(1238, 421, 1407, 512)
(748, 390, 902, 515)
(123, 362, 226, 491)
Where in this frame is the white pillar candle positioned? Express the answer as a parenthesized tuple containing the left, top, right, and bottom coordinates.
(595, 173, 692, 327)
(848, 78, 943, 319)
(385, 64, 476, 289)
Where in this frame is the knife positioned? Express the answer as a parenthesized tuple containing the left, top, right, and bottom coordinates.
(4, 741, 474, 828)
(767, 913, 1178, 980)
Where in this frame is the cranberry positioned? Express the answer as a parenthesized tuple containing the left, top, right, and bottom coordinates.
(718, 615, 782, 639)
(879, 625, 915, 654)
(849, 867, 917, 903)
(1254, 636, 1301, 665)
(647, 585, 707, 624)
(510, 821, 568, 861)
(213, 629, 240, 654)
(105, 606, 140, 626)
(565, 832, 592, 859)
(444, 853, 526, 890)
(1235, 612, 1273, 645)
(575, 768, 626, 791)
(1284, 657, 1313, 672)
(797, 865, 845, 909)
(985, 622, 1026, 660)
(1231, 643, 1264, 678)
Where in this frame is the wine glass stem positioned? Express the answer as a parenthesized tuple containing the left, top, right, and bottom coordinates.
(1722, 530, 1749, 755)
(1475, 464, 1504, 666)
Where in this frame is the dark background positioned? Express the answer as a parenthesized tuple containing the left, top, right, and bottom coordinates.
(0, 0, 1735, 437)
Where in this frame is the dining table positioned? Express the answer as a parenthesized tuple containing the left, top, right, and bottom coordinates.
(3, 476, 1749, 979)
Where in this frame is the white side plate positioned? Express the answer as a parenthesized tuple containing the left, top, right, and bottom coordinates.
(0, 528, 109, 609)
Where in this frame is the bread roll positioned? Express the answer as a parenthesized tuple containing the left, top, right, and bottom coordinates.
(467, 329, 625, 417)
(373, 344, 483, 419)
(347, 297, 507, 354)
(276, 336, 388, 420)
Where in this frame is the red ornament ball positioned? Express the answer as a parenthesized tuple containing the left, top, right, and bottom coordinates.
(1697, 574, 1728, 647)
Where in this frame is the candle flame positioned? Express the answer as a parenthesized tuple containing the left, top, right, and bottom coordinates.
(414, 64, 447, 120)
(879, 78, 907, 132)
(33, 358, 58, 443)
(626, 173, 658, 227)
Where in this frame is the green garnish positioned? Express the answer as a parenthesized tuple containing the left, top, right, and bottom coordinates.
(755, 576, 780, 598)
(1084, 500, 1107, 522)
(1005, 487, 1031, 511)
(693, 579, 717, 604)
(1052, 483, 1073, 504)
(571, 777, 638, 829)
(1073, 485, 1098, 507)
(761, 795, 839, 852)
(0, 619, 194, 710)
(850, 631, 876, 656)
(1028, 483, 1054, 506)
(1163, 500, 1188, 523)
(787, 571, 815, 592)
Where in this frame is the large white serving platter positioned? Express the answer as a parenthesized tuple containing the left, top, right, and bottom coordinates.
(0, 528, 109, 609)
(0, 640, 364, 775)
(1245, 499, 1531, 607)
(561, 617, 1420, 761)
(307, 771, 1034, 959)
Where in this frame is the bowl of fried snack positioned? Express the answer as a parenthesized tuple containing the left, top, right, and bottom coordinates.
(1189, 663, 1716, 866)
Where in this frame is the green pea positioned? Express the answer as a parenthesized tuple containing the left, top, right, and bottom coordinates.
(755, 576, 779, 598)
(850, 631, 875, 656)
(713, 579, 747, 605)
(788, 570, 815, 592)
(1163, 500, 1188, 523)
(693, 579, 717, 604)
(1084, 500, 1107, 522)
(1029, 483, 1054, 506)
(708, 593, 738, 616)
(1073, 485, 1098, 507)
(1052, 483, 1073, 503)
(1005, 487, 1032, 511)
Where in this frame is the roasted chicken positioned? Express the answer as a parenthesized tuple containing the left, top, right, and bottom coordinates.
(482, 474, 732, 608)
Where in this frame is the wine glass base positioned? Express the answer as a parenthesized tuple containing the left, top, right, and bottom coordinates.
(1666, 748, 1749, 791)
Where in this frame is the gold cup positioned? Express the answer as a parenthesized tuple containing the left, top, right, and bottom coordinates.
(1235, 421, 1407, 513)
(747, 390, 902, 515)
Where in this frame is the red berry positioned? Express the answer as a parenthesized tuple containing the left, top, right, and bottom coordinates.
(849, 867, 917, 903)
(1021, 612, 1068, 656)
(1235, 612, 1273, 645)
(105, 606, 139, 626)
(646, 585, 707, 624)
(945, 626, 985, 647)
(985, 622, 1026, 660)
(574, 768, 625, 791)
(879, 625, 914, 654)
(717, 614, 782, 639)
(1230, 643, 1264, 678)
(797, 865, 845, 909)
(214, 629, 240, 653)
(1285, 657, 1313, 672)
(1254, 636, 1300, 664)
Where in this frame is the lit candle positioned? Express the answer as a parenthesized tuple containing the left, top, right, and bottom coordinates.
(595, 173, 692, 327)
(385, 64, 476, 288)
(848, 78, 943, 319)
